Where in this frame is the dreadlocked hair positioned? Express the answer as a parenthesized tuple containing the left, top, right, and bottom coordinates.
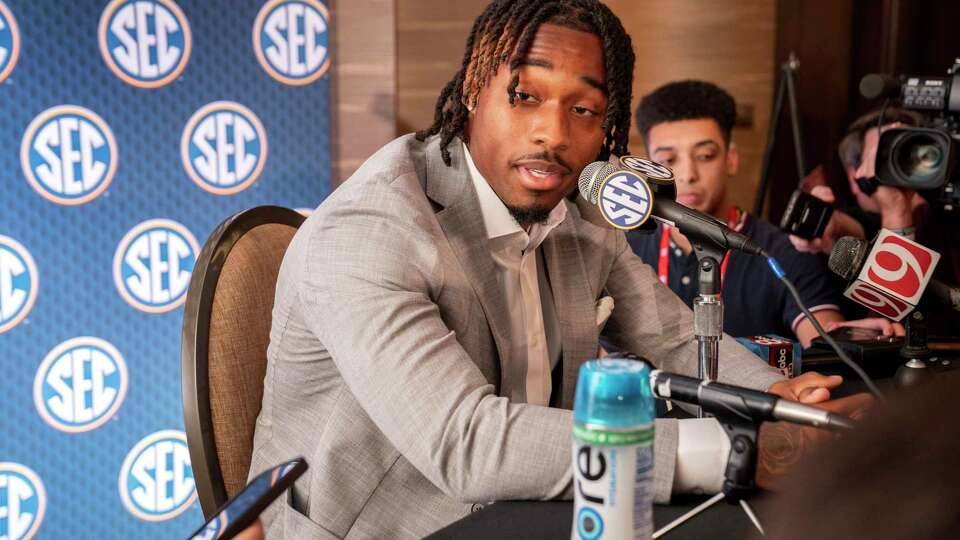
(414, 0, 635, 166)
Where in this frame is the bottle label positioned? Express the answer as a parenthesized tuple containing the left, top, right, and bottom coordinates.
(572, 432, 654, 539)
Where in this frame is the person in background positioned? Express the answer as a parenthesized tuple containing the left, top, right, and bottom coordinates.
(789, 107, 927, 255)
(789, 107, 959, 335)
(626, 80, 899, 347)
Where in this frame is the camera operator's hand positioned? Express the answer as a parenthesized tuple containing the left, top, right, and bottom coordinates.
(756, 392, 874, 492)
(855, 122, 920, 231)
(789, 186, 865, 255)
(874, 185, 915, 230)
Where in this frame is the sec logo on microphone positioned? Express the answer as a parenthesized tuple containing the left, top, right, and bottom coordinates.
(619, 156, 675, 182)
(597, 170, 653, 230)
(0, 235, 38, 335)
(98, 0, 192, 88)
(253, 0, 331, 86)
(0, 1, 21, 84)
(20, 106, 118, 206)
(113, 219, 199, 313)
(0, 462, 46, 540)
(118, 430, 196, 521)
(182, 101, 268, 195)
(33, 337, 128, 433)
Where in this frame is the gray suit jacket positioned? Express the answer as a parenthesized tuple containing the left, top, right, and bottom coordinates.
(250, 134, 784, 539)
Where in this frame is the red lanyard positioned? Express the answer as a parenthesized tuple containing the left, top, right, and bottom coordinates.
(657, 207, 745, 290)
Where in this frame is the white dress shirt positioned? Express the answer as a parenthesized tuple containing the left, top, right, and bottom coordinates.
(464, 144, 729, 493)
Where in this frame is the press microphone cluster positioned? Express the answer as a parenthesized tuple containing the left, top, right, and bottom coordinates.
(577, 159, 766, 256)
(648, 369, 857, 432)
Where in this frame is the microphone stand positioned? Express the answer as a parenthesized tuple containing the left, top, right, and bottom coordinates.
(653, 400, 766, 538)
(895, 309, 933, 388)
(655, 240, 767, 537)
(692, 242, 726, 417)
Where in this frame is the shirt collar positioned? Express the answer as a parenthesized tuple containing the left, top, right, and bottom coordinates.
(464, 143, 567, 249)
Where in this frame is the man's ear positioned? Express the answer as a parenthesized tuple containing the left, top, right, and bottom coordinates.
(726, 140, 740, 176)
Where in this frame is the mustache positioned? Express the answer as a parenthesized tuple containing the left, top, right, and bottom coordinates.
(512, 151, 573, 174)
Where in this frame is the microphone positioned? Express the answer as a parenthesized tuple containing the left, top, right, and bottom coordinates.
(828, 233, 943, 321)
(649, 369, 856, 432)
(578, 160, 766, 256)
(927, 279, 960, 313)
(859, 73, 902, 100)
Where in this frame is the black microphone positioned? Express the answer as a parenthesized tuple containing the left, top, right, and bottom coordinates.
(927, 279, 960, 313)
(578, 160, 767, 256)
(648, 369, 857, 432)
(859, 73, 902, 100)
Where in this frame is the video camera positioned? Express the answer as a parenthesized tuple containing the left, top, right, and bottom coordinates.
(859, 59, 960, 211)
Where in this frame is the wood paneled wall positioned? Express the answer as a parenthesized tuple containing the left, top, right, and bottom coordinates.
(395, 1, 776, 211)
(396, 1, 489, 136)
(329, 0, 397, 187)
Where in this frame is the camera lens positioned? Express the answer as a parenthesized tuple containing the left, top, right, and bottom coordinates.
(894, 132, 946, 183)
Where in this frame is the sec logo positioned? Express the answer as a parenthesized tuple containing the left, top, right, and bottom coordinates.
(119, 430, 196, 521)
(0, 1, 21, 84)
(33, 337, 128, 433)
(99, 0, 192, 88)
(619, 156, 676, 182)
(0, 462, 46, 540)
(20, 106, 118, 206)
(597, 170, 653, 230)
(181, 101, 268, 195)
(0, 235, 38, 335)
(113, 219, 199, 313)
(253, 0, 331, 86)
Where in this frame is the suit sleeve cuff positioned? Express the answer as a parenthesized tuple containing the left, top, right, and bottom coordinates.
(652, 418, 678, 504)
(672, 418, 730, 495)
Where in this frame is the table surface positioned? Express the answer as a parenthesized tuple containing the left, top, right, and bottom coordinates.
(426, 495, 771, 540)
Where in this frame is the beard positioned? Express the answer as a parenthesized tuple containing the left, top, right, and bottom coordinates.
(506, 204, 552, 228)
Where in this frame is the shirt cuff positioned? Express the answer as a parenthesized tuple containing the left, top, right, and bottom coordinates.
(672, 418, 730, 494)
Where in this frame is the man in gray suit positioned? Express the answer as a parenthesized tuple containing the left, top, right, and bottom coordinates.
(250, 1, 864, 538)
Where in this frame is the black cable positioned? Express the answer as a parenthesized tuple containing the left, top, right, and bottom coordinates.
(765, 256, 887, 402)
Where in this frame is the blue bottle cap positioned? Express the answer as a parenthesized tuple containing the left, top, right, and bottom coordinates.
(574, 358, 655, 428)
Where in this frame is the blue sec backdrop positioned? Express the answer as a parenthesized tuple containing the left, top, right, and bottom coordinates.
(0, 1, 331, 537)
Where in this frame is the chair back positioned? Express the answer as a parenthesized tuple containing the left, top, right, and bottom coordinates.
(181, 205, 305, 518)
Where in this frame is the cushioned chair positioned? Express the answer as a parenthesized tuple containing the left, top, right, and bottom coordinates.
(181, 205, 305, 518)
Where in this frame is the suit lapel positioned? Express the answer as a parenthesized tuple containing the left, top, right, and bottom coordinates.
(543, 212, 600, 409)
(425, 140, 514, 388)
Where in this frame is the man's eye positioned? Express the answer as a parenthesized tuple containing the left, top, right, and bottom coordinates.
(696, 153, 718, 162)
(515, 91, 538, 103)
(573, 106, 598, 117)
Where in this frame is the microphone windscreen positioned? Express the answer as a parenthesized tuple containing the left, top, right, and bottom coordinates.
(829, 236, 868, 280)
(859, 73, 901, 100)
(578, 161, 617, 204)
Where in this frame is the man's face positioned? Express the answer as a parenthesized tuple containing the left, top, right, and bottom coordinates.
(646, 118, 738, 218)
(465, 24, 608, 225)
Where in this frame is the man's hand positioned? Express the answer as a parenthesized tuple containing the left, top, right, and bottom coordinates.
(235, 519, 264, 540)
(788, 186, 865, 255)
(756, 392, 874, 491)
(825, 317, 905, 337)
(768, 372, 843, 404)
(874, 185, 915, 230)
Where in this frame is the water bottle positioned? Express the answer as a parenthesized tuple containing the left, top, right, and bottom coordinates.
(572, 358, 655, 540)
